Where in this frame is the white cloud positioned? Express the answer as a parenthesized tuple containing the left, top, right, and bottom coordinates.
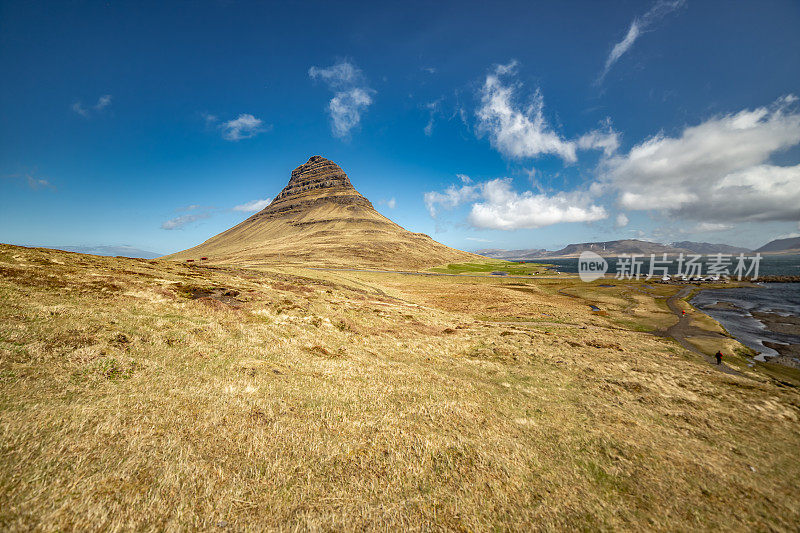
(72, 102, 89, 117)
(424, 177, 606, 230)
(72, 94, 112, 117)
(221, 114, 265, 141)
(94, 94, 112, 111)
(691, 222, 733, 233)
(161, 213, 210, 230)
(577, 128, 620, 157)
(309, 62, 362, 88)
(423, 183, 482, 217)
(468, 179, 607, 230)
(309, 60, 374, 138)
(476, 62, 618, 162)
(328, 88, 372, 138)
(424, 100, 441, 136)
(477, 62, 577, 162)
(598, 0, 686, 83)
(615, 213, 629, 227)
(203, 113, 218, 126)
(465, 237, 491, 242)
(602, 96, 800, 224)
(233, 198, 271, 212)
(457, 174, 472, 184)
(387, 197, 396, 209)
(604, 21, 641, 77)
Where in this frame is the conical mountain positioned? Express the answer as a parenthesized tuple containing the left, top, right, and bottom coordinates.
(164, 156, 479, 269)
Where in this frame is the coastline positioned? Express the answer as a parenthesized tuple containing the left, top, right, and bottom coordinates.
(689, 283, 800, 370)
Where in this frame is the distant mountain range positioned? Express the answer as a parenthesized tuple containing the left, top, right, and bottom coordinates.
(477, 237, 799, 260)
(756, 236, 800, 254)
(47, 245, 163, 259)
(668, 241, 751, 255)
(473, 248, 550, 261)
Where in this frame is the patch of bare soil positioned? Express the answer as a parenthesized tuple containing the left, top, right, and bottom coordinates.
(178, 285, 242, 306)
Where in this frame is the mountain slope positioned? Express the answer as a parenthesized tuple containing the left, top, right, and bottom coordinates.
(669, 241, 752, 255)
(164, 156, 479, 269)
(757, 236, 800, 254)
(474, 248, 549, 260)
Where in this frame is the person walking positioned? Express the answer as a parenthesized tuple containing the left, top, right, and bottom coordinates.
(715, 351, 723, 365)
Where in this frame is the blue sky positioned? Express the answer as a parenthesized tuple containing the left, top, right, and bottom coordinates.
(1, 0, 799, 255)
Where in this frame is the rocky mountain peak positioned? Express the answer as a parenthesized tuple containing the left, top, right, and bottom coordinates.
(273, 155, 356, 202)
(164, 155, 478, 269)
(257, 156, 372, 219)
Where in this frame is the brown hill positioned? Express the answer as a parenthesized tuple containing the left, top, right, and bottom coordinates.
(163, 156, 479, 269)
(756, 236, 800, 255)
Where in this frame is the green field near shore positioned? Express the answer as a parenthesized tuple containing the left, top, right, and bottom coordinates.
(429, 261, 552, 275)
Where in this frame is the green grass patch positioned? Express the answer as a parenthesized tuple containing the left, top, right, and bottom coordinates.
(755, 361, 800, 387)
(429, 261, 551, 276)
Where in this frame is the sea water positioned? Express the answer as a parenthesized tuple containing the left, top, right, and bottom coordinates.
(690, 283, 800, 360)
(541, 254, 800, 277)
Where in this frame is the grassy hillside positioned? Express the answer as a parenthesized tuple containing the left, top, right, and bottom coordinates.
(1, 244, 799, 530)
(162, 156, 480, 270)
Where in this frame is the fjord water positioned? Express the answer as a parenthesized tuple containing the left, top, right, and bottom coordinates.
(535, 255, 800, 361)
(541, 254, 800, 277)
(691, 283, 800, 360)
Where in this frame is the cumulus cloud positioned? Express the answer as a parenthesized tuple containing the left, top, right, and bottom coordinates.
(602, 96, 800, 224)
(161, 213, 210, 230)
(221, 114, 266, 141)
(387, 198, 396, 209)
(309, 60, 374, 138)
(598, 0, 686, 83)
(615, 213, 629, 228)
(423, 182, 482, 217)
(468, 179, 607, 230)
(72, 94, 113, 117)
(476, 62, 619, 162)
(577, 127, 621, 157)
(424, 177, 606, 230)
(233, 198, 271, 212)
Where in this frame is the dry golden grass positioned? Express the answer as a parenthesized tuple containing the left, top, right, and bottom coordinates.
(2, 244, 800, 531)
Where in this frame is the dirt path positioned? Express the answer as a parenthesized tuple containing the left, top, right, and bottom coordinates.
(665, 286, 741, 375)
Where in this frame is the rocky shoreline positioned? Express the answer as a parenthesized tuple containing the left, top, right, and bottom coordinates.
(752, 311, 800, 368)
(693, 290, 800, 369)
(754, 275, 800, 283)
